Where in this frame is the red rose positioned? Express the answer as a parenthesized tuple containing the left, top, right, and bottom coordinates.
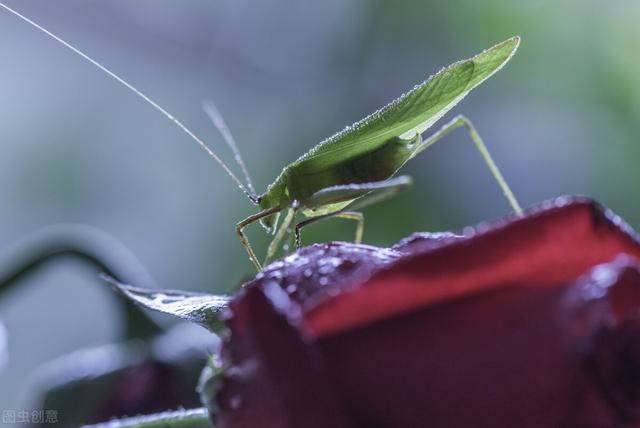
(216, 197, 640, 428)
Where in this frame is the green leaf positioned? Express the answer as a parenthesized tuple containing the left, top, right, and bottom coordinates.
(103, 275, 231, 333)
(83, 408, 211, 428)
(289, 36, 520, 173)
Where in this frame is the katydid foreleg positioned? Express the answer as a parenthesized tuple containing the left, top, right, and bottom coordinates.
(236, 207, 281, 271)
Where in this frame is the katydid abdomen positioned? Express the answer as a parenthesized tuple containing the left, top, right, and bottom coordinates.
(285, 137, 413, 208)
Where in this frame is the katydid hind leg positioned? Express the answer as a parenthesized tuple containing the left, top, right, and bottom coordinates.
(413, 114, 523, 214)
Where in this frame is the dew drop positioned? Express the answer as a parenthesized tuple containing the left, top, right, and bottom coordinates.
(463, 226, 475, 237)
(229, 394, 243, 410)
(269, 270, 283, 280)
(286, 284, 298, 293)
(318, 265, 333, 275)
(327, 287, 340, 297)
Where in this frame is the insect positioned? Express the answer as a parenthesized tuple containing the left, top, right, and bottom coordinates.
(1, 3, 523, 271)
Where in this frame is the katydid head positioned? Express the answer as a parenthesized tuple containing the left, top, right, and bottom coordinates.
(258, 179, 290, 233)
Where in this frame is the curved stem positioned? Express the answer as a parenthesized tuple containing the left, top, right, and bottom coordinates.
(0, 224, 162, 339)
(83, 408, 212, 428)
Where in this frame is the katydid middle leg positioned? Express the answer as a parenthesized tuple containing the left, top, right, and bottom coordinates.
(263, 206, 297, 266)
(413, 114, 523, 215)
(295, 176, 412, 248)
(295, 211, 364, 249)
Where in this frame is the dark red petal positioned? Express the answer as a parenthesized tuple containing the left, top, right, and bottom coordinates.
(307, 198, 640, 336)
(588, 263, 640, 422)
(315, 259, 640, 427)
(217, 283, 351, 428)
(255, 241, 402, 309)
(391, 231, 464, 254)
(220, 197, 640, 427)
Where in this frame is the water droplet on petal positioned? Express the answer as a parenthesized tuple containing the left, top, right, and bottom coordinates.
(286, 284, 297, 293)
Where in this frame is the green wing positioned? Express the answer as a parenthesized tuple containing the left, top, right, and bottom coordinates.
(289, 36, 520, 174)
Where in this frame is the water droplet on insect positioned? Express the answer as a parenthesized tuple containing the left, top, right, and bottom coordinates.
(286, 284, 297, 293)
(303, 268, 313, 278)
(319, 277, 329, 286)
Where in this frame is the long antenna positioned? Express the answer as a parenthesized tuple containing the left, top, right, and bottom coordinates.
(202, 101, 256, 197)
(0, 2, 257, 202)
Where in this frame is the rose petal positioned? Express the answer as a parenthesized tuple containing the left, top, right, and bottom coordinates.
(314, 258, 640, 427)
(219, 197, 640, 427)
(218, 282, 351, 428)
(307, 197, 640, 336)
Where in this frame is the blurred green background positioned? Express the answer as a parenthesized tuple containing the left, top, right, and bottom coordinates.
(0, 0, 639, 412)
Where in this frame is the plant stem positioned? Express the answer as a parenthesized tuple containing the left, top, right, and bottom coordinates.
(0, 223, 163, 339)
(83, 408, 212, 428)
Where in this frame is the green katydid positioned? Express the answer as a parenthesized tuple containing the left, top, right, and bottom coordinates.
(1, 3, 522, 272)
